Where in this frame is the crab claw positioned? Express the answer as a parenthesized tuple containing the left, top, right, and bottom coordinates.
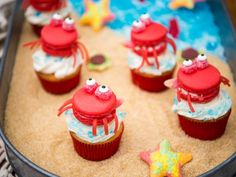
(221, 76, 230, 87)
(116, 99, 123, 108)
(140, 151, 152, 165)
(123, 41, 134, 49)
(164, 78, 178, 89)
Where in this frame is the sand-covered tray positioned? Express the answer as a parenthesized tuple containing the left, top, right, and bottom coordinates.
(1, 1, 236, 177)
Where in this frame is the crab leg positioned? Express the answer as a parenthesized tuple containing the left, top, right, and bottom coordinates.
(57, 105, 73, 116)
(92, 119, 97, 136)
(221, 76, 230, 87)
(177, 88, 181, 102)
(23, 39, 41, 50)
(152, 48, 160, 69)
(187, 93, 195, 112)
(77, 42, 89, 64)
(137, 48, 149, 70)
(58, 99, 72, 113)
(103, 118, 109, 135)
(71, 48, 77, 68)
(114, 115, 118, 133)
(166, 37, 176, 54)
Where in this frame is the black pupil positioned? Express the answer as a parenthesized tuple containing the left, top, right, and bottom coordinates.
(102, 85, 106, 89)
(89, 78, 92, 80)
(185, 59, 190, 61)
(201, 54, 204, 56)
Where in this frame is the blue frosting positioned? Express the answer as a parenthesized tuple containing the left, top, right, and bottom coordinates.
(172, 90, 231, 121)
(65, 109, 126, 143)
(70, 0, 224, 59)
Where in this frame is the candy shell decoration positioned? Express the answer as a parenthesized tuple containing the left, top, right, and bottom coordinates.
(79, 0, 115, 32)
(140, 139, 192, 177)
(87, 54, 111, 71)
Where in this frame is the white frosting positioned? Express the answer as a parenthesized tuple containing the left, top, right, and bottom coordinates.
(32, 49, 83, 79)
(65, 109, 125, 143)
(25, 6, 69, 25)
(128, 50, 176, 75)
(173, 90, 231, 121)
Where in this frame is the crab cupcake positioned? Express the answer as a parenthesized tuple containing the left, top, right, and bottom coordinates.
(58, 78, 125, 161)
(24, 15, 88, 94)
(166, 53, 232, 140)
(23, 0, 69, 36)
(125, 13, 176, 92)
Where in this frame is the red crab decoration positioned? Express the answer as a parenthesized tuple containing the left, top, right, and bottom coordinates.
(58, 78, 122, 136)
(165, 53, 230, 112)
(125, 13, 176, 70)
(24, 14, 89, 67)
(22, 0, 66, 12)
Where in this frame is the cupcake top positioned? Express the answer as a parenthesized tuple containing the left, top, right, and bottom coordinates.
(41, 15, 78, 57)
(126, 13, 176, 73)
(166, 53, 231, 112)
(58, 78, 124, 140)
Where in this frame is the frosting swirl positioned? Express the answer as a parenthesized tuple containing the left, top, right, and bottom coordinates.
(128, 50, 176, 75)
(173, 89, 231, 121)
(65, 109, 125, 143)
(32, 49, 83, 79)
(25, 6, 69, 25)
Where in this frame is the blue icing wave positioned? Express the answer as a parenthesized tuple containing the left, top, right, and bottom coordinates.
(65, 109, 125, 143)
(70, 0, 224, 59)
(172, 90, 231, 120)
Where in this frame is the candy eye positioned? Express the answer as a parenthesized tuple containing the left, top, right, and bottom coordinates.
(183, 59, 193, 66)
(95, 85, 112, 100)
(99, 85, 109, 93)
(86, 77, 96, 86)
(140, 13, 151, 25)
(50, 13, 63, 26)
(132, 20, 145, 32)
(197, 53, 207, 61)
(53, 13, 62, 20)
(84, 78, 98, 93)
(62, 17, 75, 31)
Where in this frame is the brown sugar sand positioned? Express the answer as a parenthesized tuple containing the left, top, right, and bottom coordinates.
(4, 21, 236, 177)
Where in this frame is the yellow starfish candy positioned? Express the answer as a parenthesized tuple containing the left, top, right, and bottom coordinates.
(140, 140, 192, 177)
(169, 0, 195, 9)
(79, 0, 115, 32)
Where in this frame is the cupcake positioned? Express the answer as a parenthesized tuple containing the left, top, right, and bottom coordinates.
(58, 78, 125, 161)
(166, 53, 232, 140)
(24, 0, 69, 36)
(125, 13, 177, 92)
(25, 15, 88, 94)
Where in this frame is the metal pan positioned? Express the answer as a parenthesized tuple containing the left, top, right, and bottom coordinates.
(0, 0, 235, 176)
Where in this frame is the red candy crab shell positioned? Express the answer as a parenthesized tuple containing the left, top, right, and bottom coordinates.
(131, 22, 168, 46)
(177, 64, 221, 92)
(41, 25, 78, 48)
(72, 88, 117, 117)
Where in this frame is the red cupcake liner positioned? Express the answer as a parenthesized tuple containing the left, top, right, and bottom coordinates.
(36, 68, 81, 94)
(178, 109, 231, 140)
(70, 123, 124, 161)
(130, 69, 175, 92)
(31, 24, 43, 36)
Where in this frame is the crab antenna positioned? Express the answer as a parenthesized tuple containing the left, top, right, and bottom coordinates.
(57, 105, 72, 117)
(152, 48, 160, 69)
(187, 93, 195, 112)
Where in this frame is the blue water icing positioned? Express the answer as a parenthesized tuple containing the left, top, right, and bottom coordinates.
(65, 109, 125, 143)
(70, 0, 225, 59)
(172, 90, 231, 120)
